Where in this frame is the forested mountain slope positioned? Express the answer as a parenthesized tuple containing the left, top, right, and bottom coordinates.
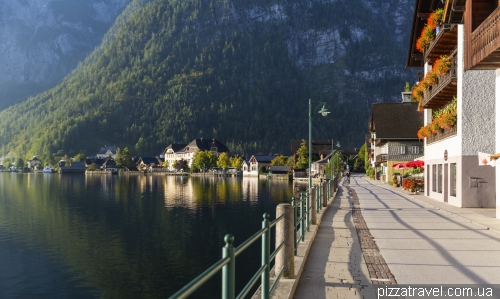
(0, 0, 137, 110)
(0, 0, 415, 162)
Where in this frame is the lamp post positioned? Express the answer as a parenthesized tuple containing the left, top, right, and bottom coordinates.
(308, 99, 330, 188)
(331, 140, 340, 180)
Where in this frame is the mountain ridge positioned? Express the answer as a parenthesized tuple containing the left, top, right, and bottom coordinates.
(0, 0, 415, 163)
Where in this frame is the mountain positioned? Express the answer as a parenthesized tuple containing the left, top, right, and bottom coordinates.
(0, 0, 415, 163)
(0, 0, 133, 110)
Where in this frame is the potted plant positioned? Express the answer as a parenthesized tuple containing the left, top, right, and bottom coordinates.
(402, 177, 416, 192)
(415, 8, 444, 53)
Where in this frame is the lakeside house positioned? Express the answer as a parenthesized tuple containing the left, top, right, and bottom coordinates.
(136, 157, 161, 171)
(242, 155, 275, 176)
(96, 145, 119, 159)
(406, 0, 496, 211)
(161, 138, 229, 171)
(27, 156, 42, 170)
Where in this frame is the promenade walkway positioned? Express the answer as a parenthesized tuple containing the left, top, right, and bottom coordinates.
(293, 173, 500, 299)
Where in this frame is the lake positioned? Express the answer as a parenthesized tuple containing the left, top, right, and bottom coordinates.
(0, 173, 297, 298)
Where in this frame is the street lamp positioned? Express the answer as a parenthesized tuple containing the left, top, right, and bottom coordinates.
(309, 99, 330, 188)
(331, 140, 340, 179)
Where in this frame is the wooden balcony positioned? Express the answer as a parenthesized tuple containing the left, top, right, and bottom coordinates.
(422, 57, 458, 109)
(424, 25, 458, 64)
(427, 126, 457, 145)
(469, 6, 500, 70)
(376, 154, 388, 163)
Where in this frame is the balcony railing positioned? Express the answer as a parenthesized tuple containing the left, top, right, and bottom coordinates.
(376, 154, 388, 163)
(427, 126, 457, 144)
(424, 25, 458, 64)
(422, 57, 457, 109)
(470, 5, 500, 70)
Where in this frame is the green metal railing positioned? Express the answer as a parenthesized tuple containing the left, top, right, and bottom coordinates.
(169, 213, 286, 299)
(171, 179, 339, 299)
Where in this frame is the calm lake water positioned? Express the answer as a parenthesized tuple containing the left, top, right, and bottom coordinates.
(0, 173, 296, 298)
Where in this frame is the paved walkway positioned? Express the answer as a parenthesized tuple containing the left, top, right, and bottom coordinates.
(293, 174, 500, 299)
(293, 181, 375, 299)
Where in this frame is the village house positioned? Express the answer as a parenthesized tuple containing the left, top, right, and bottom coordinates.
(407, 0, 496, 211)
(96, 145, 119, 159)
(161, 138, 229, 170)
(136, 157, 161, 171)
(242, 155, 275, 176)
(369, 101, 424, 183)
(27, 156, 42, 170)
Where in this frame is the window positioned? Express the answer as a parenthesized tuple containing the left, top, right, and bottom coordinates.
(432, 165, 437, 192)
(399, 146, 406, 155)
(411, 146, 419, 154)
(450, 163, 457, 197)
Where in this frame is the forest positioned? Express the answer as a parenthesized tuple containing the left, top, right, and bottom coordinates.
(0, 0, 414, 162)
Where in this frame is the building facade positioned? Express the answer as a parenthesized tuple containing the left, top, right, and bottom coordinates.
(407, 0, 496, 210)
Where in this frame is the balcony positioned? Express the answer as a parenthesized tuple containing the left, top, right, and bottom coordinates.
(427, 126, 457, 144)
(376, 154, 388, 163)
(422, 57, 457, 109)
(424, 25, 458, 64)
(469, 6, 500, 70)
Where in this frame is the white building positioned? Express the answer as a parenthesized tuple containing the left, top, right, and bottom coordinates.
(407, 1, 496, 211)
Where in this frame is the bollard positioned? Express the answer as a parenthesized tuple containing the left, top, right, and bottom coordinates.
(309, 187, 318, 225)
(275, 204, 294, 277)
(322, 182, 327, 207)
(309, 187, 317, 225)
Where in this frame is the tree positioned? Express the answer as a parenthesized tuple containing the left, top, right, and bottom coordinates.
(361, 143, 369, 172)
(217, 152, 230, 170)
(163, 159, 170, 169)
(120, 147, 133, 168)
(295, 139, 308, 169)
(72, 153, 86, 161)
(356, 144, 366, 172)
(191, 150, 217, 172)
(175, 159, 188, 172)
(16, 157, 24, 169)
(115, 148, 123, 166)
(229, 156, 243, 169)
(270, 155, 287, 166)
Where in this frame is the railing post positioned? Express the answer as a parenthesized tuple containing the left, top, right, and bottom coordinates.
(275, 204, 294, 278)
(323, 182, 327, 207)
(300, 193, 305, 241)
(292, 197, 297, 255)
(310, 187, 317, 225)
(317, 185, 320, 211)
(262, 213, 270, 299)
(222, 234, 235, 299)
(305, 189, 310, 231)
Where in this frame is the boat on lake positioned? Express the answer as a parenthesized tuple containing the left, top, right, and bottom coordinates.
(43, 165, 55, 173)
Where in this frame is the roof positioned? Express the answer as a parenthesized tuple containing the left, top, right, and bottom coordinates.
(97, 145, 118, 155)
(104, 159, 117, 166)
(138, 157, 159, 164)
(251, 155, 275, 163)
(85, 158, 106, 166)
(370, 102, 423, 139)
(269, 166, 291, 172)
(162, 143, 188, 154)
(184, 138, 229, 153)
(290, 140, 335, 156)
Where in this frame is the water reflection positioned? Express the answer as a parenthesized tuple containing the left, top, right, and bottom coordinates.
(0, 173, 292, 298)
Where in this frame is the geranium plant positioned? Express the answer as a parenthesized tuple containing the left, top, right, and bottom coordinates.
(402, 178, 416, 191)
(415, 8, 444, 53)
